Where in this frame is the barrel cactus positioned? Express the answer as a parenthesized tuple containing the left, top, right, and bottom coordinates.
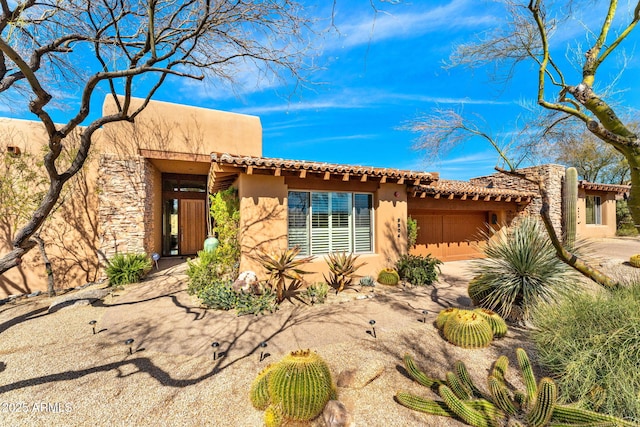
(249, 349, 336, 426)
(473, 308, 508, 338)
(377, 268, 400, 285)
(440, 309, 494, 349)
(396, 348, 635, 427)
(435, 307, 459, 330)
(630, 254, 640, 268)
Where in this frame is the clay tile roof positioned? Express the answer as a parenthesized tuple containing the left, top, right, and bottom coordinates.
(210, 152, 438, 182)
(578, 180, 631, 194)
(411, 179, 537, 200)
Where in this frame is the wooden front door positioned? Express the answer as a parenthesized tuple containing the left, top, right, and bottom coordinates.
(179, 199, 206, 255)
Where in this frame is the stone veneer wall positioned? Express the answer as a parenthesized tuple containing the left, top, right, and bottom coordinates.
(470, 164, 566, 236)
(97, 154, 156, 262)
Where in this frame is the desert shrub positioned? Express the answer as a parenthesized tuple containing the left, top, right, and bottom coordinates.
(616, 200, 638, 236)
(531, 283, 640, 420)
(105, 253, 152, 286)
(468, 217, 576, 322)
(359, 276, 375, 287)
(407, 216, 419, 249)
(198, 278, 276, 315)
(395, 254, 442, 286)
(209, 187, 241, 274)
(186, 249, 219, 295)
(303, 282, 329, 304)
(187, 189, 240, 295)
(235, 288, 277, 316)
(197, 279, 238, 310)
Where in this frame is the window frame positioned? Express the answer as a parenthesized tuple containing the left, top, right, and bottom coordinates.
(585, 195, 602, 225)
(287, 190, 374, 256)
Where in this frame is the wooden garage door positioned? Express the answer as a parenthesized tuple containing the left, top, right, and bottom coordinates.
(411, 212, 488, 261)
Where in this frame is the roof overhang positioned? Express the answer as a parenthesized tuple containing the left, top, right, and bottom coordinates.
(410, 179, 536, 203)
(209, 153, 439, 193)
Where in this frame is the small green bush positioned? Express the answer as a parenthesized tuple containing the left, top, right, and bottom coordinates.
(186, 250, 219, 295)
(105, 253, 152, 286)
(198, 279, 276, 315)
(359, 276, 375, 287)
(630, 254, 640, 268)
(303, 282, 329, 304)
(531, 282, 640, 420)
(395, 254, 442, 286)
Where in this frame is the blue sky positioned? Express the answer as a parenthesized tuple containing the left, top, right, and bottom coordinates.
(4, 0, 639, 181)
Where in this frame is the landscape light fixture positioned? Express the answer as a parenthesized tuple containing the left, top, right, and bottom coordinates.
(367, 320, 377, 338)
(259, 341, 268, 362)
(89, 320, 97, 335)
(212, 342, 220, 361)
(421, 310, 429, 323)
(125, 338, 135, 355)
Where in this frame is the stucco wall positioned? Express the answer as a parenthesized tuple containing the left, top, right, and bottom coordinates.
(237, 174, 288, 274)
(0, 119, 101, 297)
(236, 175, 407, 283)
(99, 96, 262, 158)
(576, 188, 617, 238)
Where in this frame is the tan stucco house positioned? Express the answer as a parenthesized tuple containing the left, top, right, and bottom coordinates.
(0, 97, 630, 297)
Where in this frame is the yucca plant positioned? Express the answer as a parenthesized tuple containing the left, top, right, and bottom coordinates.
(105, 253, 152, 286)
(256, 247, 313, 303)
(469, 217, 576, 323)
(324, 251, 365, 294)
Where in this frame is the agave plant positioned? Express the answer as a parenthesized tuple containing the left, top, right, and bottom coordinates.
(323, 251, 365, 294)
(256, 247, 313, 303)
(468, 217, 576, 323)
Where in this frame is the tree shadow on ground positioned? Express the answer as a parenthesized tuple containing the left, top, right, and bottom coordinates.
(0, 305, 48, 335)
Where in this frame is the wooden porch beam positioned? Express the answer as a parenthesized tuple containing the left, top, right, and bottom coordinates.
(323, 171, 331, 180)
(299, 169, 307, 179)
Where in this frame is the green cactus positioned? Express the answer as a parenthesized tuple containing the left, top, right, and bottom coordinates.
(563, 167, 578, 248)
(377, 268, 400, 285)
(473, 308, 508, 338)
(264, 405, 284, 427)
(250, 349, 336, 426)
(395, 348, 635, 427)
(249, 365, 272, 410)
(441, 309, 494, 349)
(435, 307, 459, 330)
(630, 254, 640, 268)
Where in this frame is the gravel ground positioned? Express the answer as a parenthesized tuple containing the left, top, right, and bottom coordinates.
(0, 259, 543, 427)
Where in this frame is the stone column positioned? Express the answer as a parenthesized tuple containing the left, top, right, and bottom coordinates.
(97, 154, 156, 262)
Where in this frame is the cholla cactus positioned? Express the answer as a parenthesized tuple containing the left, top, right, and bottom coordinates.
(396, 348, 634, 427)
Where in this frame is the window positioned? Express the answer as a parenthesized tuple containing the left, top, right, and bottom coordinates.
(287, 191, 373, 255)
(585, 195, 602, 225)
